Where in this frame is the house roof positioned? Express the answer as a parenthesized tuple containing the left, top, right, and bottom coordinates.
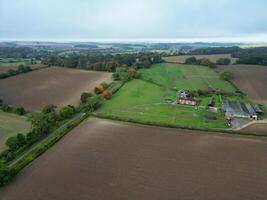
(177, 90, 189, 99)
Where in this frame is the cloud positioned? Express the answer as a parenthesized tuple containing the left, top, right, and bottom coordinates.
(0, 0, 267, 41)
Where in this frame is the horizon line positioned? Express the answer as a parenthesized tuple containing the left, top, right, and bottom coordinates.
(1, 36, 267, 44)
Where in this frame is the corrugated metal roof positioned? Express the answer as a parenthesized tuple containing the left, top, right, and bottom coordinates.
(222, 100, 258, 117)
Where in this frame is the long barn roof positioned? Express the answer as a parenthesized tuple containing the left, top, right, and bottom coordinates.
(222, 100, 259, 117)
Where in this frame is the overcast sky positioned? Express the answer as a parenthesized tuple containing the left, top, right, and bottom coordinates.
(1, 0, 267, 42)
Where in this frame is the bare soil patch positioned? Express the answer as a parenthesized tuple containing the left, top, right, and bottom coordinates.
(0, 67, 111, 111)
(242, 123, 267, 135)
(1, 117, 267, 200)
(217, 64, 267, 104)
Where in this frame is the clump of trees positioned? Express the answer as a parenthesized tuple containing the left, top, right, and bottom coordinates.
(80, 92, 92, 104)
(102, 91, 112, 100)
(0, 100, 26, 115)
(59, 105, 76, 120)
(80, 95, 104, 112)
(189, 47, 241, 55)
(188, 46, 267, 66)
(5, 133, 27, 152)
(0, 64, 32, 79)
(94, 82, 108, 94)
(220, 70, 234, 81)
(112, 67, 137, 81)
(93, 82, 114, 100)
(185, 57, 216, 68)
(2, 104, 77, 161)
(216, 58, 231, 65)
(0, 102, 79, 186)
(42, 52, 163, 72)
(0, 163, 14, 186)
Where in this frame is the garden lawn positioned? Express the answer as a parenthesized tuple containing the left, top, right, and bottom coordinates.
(0, 111, 31, 152)
(96, 79, 227, 129)
(139, 63, 236, 93)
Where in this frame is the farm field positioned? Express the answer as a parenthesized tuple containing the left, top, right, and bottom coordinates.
(242, 123, 267, 135)
(0, 63, 47, 73)
(0, 111, 31, 152)
(1, 117, 267, 200)
(139, 63, 236, 93)
(217, 64, 267, 104)
(96, 79, 228, 129)
(0, 67, 112, 111)
(0, 58, 32, 67)
(163, 54, 237, 64)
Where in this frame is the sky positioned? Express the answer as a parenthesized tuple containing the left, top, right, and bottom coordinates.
(1, 0, 267, 42)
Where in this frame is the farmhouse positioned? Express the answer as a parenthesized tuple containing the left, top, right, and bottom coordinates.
(222, 100, 263, 120)
(177, 90, 197, 106)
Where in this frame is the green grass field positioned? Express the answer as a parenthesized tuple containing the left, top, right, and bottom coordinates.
(0, 111, 31, 152)
(138, 63, 236, 93)
(96, 79, 228, 129)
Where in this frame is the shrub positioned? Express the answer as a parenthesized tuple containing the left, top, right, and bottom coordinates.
(216, 58, 231, 65)
(185, 57, 198, 64)
(6, 137, 19, 151)
(80, 92, 92, 104)
(102, 91, 112, 100)
(0, 166, 14, 186)
(94, 84, 105, 94)
(198, 58, 216, 68)
(59, 105, 76, 120)
(220, 70, 234, 81)
(15, 107, 25, 115)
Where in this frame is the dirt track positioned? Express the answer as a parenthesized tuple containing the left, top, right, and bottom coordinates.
(0, 67, 111, 111)
(1, 117, 267, 200)
(217, 64, 267, 104)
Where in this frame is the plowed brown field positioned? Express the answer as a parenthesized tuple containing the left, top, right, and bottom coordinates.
(0, 67, 111, 111)
(217, 64, 267, 104)
(1, 118, 267, 200)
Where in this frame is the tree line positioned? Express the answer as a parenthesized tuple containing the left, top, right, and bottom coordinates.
(41, 52, 163, 72)
(188, 46, 267, 66)
(0, 75, 128, 185)
(0, 64, 32, 79)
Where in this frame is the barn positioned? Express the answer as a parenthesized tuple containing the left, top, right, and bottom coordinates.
(222, 100, 262, 120)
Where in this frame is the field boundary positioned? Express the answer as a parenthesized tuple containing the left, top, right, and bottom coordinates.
(2, 112, 90, 187)
(93, 114, 267, 138)
(0, 65, 49, 80)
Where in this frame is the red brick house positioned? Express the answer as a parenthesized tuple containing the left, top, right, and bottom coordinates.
(177, 90, 197, 106)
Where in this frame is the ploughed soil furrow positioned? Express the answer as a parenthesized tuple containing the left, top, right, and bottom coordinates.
(217, 64, 267, 104)
(1, 117, 267, 200)
(0, 67, 111, 111)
